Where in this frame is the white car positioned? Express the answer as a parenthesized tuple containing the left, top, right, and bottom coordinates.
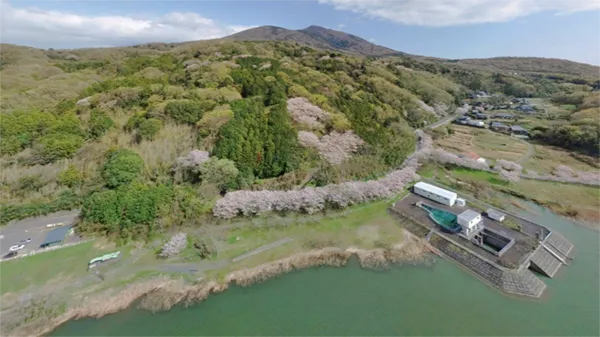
(9, 244, 25, 252)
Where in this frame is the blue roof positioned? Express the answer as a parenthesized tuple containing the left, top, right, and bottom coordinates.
(41, 226, 72, 246)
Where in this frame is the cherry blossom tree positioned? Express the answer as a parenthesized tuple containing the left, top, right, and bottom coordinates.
(159, 233, 188, 258)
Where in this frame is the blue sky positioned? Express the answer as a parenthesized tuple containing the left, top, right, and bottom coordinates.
(1, 0, 599, 65)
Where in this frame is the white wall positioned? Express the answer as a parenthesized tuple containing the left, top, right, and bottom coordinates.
(414, 186, 456, 206)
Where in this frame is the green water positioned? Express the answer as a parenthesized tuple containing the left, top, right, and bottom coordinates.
(51, 202, 599, 336)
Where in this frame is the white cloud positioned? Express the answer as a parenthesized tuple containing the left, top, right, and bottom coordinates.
(0, 2, 255, 48)
(319, 0, 600, 27)
(337, 23, 346, 29)
(368, 38, 376, 42)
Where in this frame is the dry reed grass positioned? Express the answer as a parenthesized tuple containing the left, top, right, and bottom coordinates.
(4, 236, 428, 337)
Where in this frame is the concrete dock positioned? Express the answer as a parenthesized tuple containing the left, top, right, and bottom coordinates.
(390, 190, 574, 298)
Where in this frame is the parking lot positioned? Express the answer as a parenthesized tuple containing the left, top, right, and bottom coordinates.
(0, 210, 81, 258)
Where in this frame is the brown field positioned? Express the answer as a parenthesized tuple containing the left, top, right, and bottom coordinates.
(437, 125, 529, 162)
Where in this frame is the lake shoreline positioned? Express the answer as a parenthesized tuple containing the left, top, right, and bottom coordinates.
(7, 236, 429, 337)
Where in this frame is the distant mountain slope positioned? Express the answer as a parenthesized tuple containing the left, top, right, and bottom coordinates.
(451, 57, 599, 77)
(227, 25, 599, 78)
(226, 25, 401, 57)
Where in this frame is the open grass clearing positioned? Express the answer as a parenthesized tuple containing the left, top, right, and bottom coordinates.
(522, 144, 599, 174)
(204, 199, 406, 280)
(438, 125, 528, 162)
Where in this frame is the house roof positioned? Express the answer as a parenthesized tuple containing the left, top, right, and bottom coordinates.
(491, 122, 508, 128)
(464, 152, 481, 160)
(494, 113, 514, 118)
(458, 210, 481, 222)
(486, 208, 505, 219)
(40, 226, 72, 247)
(511, 125, 527, 132)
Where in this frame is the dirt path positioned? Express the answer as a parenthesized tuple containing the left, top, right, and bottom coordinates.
(516, 141, 535, 164)
(232, 238, 293, 262)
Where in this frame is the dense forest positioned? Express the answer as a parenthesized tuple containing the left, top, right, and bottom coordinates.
(0, 39, 597, 239)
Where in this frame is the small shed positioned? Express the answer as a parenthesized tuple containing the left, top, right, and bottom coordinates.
(40, 226, 72, 249)
(486, 209, 506, 222)
(457, 210, 482, 235)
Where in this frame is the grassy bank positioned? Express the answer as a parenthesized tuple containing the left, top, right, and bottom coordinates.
(1, 196, 425, 336)
(205, 198, 407, 280)
(0, 241, 122, 295)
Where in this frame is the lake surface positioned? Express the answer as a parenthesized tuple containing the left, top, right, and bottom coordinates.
(51, 202, 599, 336)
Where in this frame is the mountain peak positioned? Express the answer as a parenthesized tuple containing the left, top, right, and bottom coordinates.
(226, 25, 401, 57)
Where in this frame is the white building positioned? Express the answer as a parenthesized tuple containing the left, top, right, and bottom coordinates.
(486, 208, 506, 222)
(457, 210, 482, 235)
(413, 182, 458, 206)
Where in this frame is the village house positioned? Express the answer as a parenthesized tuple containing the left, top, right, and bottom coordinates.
(515, 105, 535, 113)
(491, 113, 516, 119)
(510, 125, 529, 137)
(490, 121, 511, 133)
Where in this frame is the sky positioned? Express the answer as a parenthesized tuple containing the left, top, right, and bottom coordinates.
(1, 0, 599, 65)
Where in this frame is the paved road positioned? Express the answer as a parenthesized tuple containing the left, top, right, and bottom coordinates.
(0, 210, 80, 257)
(427, 114, 457, 130)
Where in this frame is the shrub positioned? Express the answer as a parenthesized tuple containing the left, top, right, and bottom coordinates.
(81, 190, 121, 229)
(58, 165, 83, 187)
(87, 109, 114, 139)
(165, 100, 216, 124)
(17, 175, 44, 191)
(0, 190, 80, 225)
(101, 149, 145, 188)
(137, 118, 162, 141)
(81, 182, 173, 235)
(32, 133, 84, 163)
(198, 157, 239, 192)
(47, 114, 85, 137)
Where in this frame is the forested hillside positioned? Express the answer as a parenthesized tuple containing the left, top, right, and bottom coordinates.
(0, 37, 597, 239)
(0, 40, 457, 236)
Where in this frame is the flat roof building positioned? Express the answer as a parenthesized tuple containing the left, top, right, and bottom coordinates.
(413, 181, 458, 206)
(457, 210, 482, 235)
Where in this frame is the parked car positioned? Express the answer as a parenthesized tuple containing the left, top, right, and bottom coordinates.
(19, 238, 32, 244)
(9, 244, 25, 251)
